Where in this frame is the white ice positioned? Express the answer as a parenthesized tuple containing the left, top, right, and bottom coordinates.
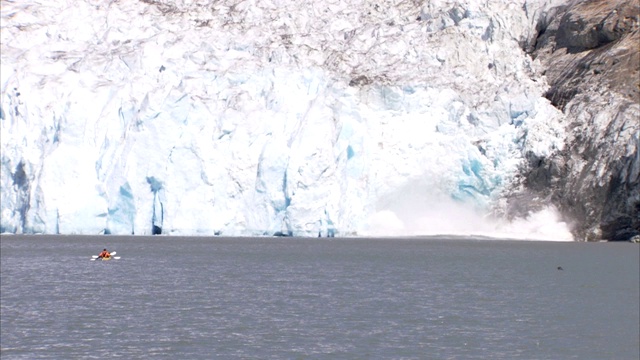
(0, 0, 572, 240)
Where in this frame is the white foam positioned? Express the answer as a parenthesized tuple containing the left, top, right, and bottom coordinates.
(363, 203, 573, 241)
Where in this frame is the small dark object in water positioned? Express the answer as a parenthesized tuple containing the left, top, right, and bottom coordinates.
(557, 266, 564, 271)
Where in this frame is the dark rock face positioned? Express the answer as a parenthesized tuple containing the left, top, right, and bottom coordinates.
(519, 0, 639, 241)
(533, 0, 640, 109)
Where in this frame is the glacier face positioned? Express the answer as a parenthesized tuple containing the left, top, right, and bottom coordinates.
(1, 0, 575, 239)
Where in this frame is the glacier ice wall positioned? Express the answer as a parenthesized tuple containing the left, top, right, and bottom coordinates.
(1, 0, 572, 239)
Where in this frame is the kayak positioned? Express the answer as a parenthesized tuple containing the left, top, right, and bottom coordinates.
(91, 251, 119, 261)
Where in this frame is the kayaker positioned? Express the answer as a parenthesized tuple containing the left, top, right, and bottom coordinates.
(98, 249, 110, 258)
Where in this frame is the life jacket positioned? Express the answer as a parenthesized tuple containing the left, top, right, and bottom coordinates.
(99, 251, 110, 258)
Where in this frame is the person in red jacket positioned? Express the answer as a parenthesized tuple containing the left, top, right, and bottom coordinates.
(98, 249, 110, 259)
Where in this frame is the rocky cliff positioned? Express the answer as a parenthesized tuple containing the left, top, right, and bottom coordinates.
(516, 0, 639, 241)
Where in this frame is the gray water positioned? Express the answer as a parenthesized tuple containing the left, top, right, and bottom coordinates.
(1, 235, 638, 359)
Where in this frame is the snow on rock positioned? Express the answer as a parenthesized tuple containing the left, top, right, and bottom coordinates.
(1, 0, 576, 239)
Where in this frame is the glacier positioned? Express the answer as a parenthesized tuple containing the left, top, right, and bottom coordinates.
(0, 0, 635, 240)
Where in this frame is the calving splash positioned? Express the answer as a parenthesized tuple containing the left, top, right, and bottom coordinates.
(1, 0, 572, 240)
(365, 207, 573, 241)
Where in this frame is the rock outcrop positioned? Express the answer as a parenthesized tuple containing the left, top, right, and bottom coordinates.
(517, 0, 639, 240)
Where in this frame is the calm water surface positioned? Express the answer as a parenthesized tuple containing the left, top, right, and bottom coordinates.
(1, 235, 639, 359)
